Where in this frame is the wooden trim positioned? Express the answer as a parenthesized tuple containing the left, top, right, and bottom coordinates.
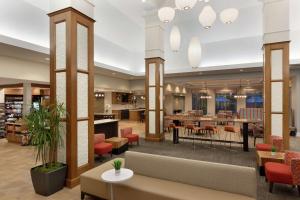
(0, 83, 24, 89)
(77, 69, 89, 74)
(31, 83, 50, 88)
(77, 117, 89, 121)
(55, 69, 67, 73)
(48, 7, 95, 23)
(263, 41, 290, 149)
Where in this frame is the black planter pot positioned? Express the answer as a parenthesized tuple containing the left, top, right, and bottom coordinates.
(30, 163, 67, 196)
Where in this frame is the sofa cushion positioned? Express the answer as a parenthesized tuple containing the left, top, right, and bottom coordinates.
(124, 151, 256, 198)
(114, 174, 255, 200)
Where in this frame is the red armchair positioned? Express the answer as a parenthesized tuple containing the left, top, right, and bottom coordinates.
(256, 136, 283, 152)
(94, 133, 112, 157)
(265, 151, 300, 195)
(120, 127, 139, 146)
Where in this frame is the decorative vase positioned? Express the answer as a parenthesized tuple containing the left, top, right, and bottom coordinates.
(115, 169, 121, 175)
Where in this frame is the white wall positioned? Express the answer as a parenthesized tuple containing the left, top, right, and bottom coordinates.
(94, 74, 130, 91)
(0, 55, 49, 82)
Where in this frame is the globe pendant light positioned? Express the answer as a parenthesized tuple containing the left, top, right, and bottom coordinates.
(188, 37, 202, 68)
(220, 8, 239, 24)
(158, 7, 175, 23)
(199, 5, 216, 29)
(170, 26, 181, 52)
(175, 0, 197, 10)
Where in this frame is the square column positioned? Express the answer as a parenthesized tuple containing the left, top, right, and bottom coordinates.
(263, 0, 290, 150)
(145, 58, 164, 141)
(145, 15, 165, 141)
(49, 5, 95, 187)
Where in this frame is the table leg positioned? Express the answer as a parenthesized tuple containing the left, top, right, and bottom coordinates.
(243, 122, 249, 152)
(173, 128, 179, 144)
(110, 183, 114, 200)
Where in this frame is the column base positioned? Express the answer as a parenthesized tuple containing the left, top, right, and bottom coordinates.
(145, 134, 164, 142)
(66, 177, 80, 188)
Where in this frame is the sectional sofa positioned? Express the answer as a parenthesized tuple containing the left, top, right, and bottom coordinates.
(80, 151, 257, 200)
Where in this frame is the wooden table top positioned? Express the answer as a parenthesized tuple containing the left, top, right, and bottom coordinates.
(256, 151, 285, 166)
(164, 115, 262, 123)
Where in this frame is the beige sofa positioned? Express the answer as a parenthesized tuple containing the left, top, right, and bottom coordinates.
(80, 151, 257, 200)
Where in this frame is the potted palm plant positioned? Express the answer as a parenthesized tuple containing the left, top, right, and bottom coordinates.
(26, 103, 67, 196)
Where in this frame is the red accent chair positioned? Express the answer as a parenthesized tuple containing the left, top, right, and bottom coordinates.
(94, 133, 112, 157)
(256, 136, 283, 152)
(120, 128, 139, 146)
(265, 151, 300, 195)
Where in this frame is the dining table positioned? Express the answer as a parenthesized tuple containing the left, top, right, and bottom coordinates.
(165, 115, 262, 152)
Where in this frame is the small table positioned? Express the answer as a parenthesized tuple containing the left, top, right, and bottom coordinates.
(105, 137, 129, 155)
(101, 168, 133, 200)
(256, 151, 285, 176)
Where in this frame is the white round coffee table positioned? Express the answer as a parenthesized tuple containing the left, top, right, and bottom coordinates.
(101, 168, 133, 200)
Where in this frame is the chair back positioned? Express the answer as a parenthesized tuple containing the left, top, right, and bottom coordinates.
(284, 151, 300, 165)
(291, 158, 300, 185)
(121, 127, 132, 137)
(94, 133, 105, 144)
(271, 137, 283, 152)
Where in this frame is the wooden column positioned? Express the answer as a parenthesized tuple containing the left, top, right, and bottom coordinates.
(264, 42, 290, 150)
(49, 7, 94, 188)
(145, 57, 164, 141)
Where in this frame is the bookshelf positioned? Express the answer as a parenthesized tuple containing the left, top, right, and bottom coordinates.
(0, 103, 5, 138)
(5, 95, 23, 123)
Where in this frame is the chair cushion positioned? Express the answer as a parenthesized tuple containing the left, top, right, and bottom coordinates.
(126, 134, 139, 142)
(265, 162, 293, 184)
(256, 143, 272, 151)
(94, 143, 112, 155)
(115, 174, 255, 200)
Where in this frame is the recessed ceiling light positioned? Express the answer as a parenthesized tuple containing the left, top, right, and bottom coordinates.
(45, 57, 50, 61)
(240, 69, 244, 72)
(112, 72, 116, 75)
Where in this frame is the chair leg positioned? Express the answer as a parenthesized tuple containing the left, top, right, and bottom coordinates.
(269, 182, 274, 193)
(81, 192, 85, 200)
(297, 185, 300, 197)
(254, 137, 256, 147)
(111, 151, 113, 157)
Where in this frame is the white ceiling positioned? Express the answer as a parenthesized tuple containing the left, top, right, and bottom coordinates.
(0, 0, 299, 76)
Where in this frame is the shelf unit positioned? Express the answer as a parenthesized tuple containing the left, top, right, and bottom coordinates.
(0, 103, 5, 138)
(5, 95, 23, 123)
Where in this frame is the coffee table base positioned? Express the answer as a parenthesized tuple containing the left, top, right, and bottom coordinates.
(112, 143, 128, 155)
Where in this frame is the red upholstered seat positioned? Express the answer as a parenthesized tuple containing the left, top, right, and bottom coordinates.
(265, 151, 300, 195)
(256, 143, 272, 151)
(121, 127, 139, 145)
(265, 162, 293, 184)
(94, 133, 112, 157)
(94, 143, 113, 155)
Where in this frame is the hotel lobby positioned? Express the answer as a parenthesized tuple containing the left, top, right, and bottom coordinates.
(0, 0, 300, 199)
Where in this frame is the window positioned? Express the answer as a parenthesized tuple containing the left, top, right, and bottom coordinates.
(246, 93, 263, 108)
(192, 93, 207, 115)
(215, 93, 237, 114)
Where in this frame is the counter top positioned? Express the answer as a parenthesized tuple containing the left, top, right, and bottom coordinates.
(94, 113, 116, 115)
(129, 109, 145, 112)
(94, 119, 119, 125)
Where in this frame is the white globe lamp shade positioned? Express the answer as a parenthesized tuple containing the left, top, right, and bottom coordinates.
(188, 37, 202, 68)
(198, 5, 216, 29)
(170, 26, 181, 52)
(220, 8, 239, 24)
(158, 7, 175, 23)
(175, 0, 197, 10)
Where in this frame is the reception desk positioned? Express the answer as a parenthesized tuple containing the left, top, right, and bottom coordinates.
(129, 109, 145, 121)
(94, 119, 119, 138)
